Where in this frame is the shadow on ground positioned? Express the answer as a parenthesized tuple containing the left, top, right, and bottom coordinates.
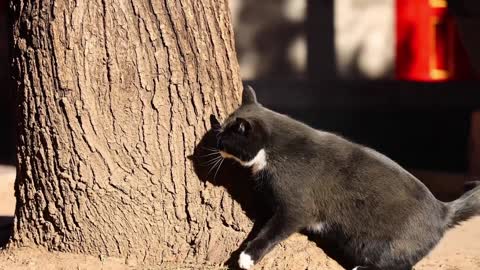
(189, 115, 354, 270)
(0, 216, 13, 248)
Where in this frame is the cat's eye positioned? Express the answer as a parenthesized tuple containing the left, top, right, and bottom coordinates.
(233, 118, 250, 136)
(236, 122, 246, 134)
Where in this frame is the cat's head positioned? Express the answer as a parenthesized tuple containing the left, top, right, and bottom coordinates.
(210, 86, 269, 169)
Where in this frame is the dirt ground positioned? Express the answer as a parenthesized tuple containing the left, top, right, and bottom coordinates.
(1, 165, 480, 269)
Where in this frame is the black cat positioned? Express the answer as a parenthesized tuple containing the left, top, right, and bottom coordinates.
(210, 86, 480, 270)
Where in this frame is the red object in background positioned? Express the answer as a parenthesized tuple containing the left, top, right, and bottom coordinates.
(396, 0, 475, 81)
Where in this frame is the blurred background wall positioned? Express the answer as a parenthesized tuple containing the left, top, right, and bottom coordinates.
(229, 0, 308, 79)
(229, 0, 396, 80)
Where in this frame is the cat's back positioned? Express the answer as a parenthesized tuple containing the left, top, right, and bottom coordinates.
(268, 113, 443, 211)
(265, 109, 353, 150)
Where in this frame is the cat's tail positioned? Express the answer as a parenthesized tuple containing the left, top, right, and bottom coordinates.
(446, 181, 480, 228)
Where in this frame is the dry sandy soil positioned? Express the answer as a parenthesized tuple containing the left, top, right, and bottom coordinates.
(1, 165, 480, 269)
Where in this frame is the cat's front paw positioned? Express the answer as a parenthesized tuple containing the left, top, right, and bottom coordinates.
(238, 251, 255, 269)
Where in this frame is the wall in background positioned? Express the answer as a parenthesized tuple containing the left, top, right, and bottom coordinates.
(229, 0, 307, 80)
(229, 0, 395, 80)
(335, 0, 394, 79)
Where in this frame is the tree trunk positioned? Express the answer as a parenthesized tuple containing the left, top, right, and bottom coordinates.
(10, 0, 341, 268)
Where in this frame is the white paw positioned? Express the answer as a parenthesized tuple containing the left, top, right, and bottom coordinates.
(238, 251, 255, 269)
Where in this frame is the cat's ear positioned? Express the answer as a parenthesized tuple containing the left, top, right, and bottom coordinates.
(210, 114, 221, 130)
(242, 85, 258, 105)
(234, 118, 251, 136)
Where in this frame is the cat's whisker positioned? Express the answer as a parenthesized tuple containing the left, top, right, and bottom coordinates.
(199, 151, 220, 158)
(207, 157, 223, 176)
(201, 146, 218, 152)
(213, 157, 224, 182)
(200, 156, 222, 166)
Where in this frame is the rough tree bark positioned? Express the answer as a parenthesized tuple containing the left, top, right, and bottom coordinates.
(10, 0, 341, 268)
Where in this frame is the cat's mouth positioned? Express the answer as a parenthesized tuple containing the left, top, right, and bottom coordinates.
(219, 151, 244, 163)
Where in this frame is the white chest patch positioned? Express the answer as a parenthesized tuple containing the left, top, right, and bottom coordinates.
(307, 222, 327, 234)
(220, 149, 267, 174)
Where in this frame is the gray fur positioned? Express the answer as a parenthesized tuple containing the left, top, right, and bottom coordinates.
(214, 86, 480, 270)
